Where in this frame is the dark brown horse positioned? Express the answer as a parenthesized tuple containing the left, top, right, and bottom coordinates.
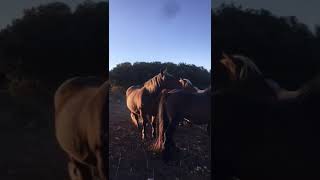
(219, 53, 301, 102)
(55, 76, 108, 180)
(126, 68, 183, 140)
(216, 53, 278, 102)
(151, 86, 211, 161)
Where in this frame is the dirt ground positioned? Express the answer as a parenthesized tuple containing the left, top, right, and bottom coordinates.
(109, 94, 211, 180)
(0, 90, 211, 180)
(0, 91, 68, 180)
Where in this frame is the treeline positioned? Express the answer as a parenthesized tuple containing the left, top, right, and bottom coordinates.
(0, 1, 108, 98)
(213, 3, 320, 89)
(109, 62, 211, 90)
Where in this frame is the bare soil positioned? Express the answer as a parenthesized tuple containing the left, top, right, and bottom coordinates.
(109, 94, 211, 180)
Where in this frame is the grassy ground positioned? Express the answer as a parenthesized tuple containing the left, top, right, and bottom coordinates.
(109, 94, 211, 180)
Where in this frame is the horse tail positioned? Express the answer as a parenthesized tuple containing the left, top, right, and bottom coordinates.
(150, 90, 169, 152)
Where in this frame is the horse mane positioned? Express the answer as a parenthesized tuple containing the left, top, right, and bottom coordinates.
(232, 55, 263, 79)
(183, 78, 193, 86)
(182, 78, 200, 91)
(143, 73, 163, 93)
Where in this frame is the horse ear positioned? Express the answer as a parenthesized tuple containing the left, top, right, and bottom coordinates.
(160, 68, 165, 75)
(163, 67, 168, 73)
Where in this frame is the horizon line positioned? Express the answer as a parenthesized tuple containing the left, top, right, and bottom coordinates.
(109, 60, 211, 71)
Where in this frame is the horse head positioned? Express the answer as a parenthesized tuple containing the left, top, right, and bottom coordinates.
(158, 68, 182, 90)
(220, 53, 238, 80)
(144, 68, 182, 93)
(179, 78, 199, 93)
(220, 53, 263, 81)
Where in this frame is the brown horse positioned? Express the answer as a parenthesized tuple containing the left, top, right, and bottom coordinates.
(126, 68, 183, 140)
(151, 86, 211, 161)
(179, 78, 208, 93)
(54, 76, 108, 180)
(219, 53, 301, 102)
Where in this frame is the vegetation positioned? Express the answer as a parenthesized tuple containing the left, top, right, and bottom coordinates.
(109, 62, 211, 90)
(213, 3, 320, 89)
(0, 1, 109, 99)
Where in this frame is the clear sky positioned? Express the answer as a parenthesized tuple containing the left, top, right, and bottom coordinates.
(109, 0, 211, 70)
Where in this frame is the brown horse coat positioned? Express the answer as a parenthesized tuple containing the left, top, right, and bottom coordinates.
(55, 76, 108, 180)
(152, 87, 211, 160)
(126, 69, 183, 140)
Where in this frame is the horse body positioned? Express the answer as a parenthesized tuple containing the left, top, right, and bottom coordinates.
(125, 69, 183, 140)
(166, 90, 211, 124)
(152, 87, 211, 161)
(126, 85, 144, 127)
(55, 76, 108, 180)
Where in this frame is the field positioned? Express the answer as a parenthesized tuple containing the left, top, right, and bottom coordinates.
(0, 89, 211, 180)
(0, 91, 68, 179)
(109, 93, 211, 180)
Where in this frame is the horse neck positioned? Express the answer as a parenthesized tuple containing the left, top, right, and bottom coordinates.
(143, 77, 163, 96)
(265, 78, 301, 100)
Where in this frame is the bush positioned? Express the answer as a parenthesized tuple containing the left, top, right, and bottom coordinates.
(109, 62, 211, 90)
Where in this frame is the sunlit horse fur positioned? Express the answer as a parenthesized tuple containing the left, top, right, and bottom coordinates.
(55, 76, 108, 180)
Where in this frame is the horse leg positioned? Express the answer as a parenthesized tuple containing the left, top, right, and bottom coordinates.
(151, 116, 156, 139)
(163, 115, 180, 161)
(68, 160, 80, 180)
(130, 112, 139, 128)
(142, 115, 148, 140)
(68, 157, 92, 180)
(95, 149, 107, 180)
(139, 110, 148, 140)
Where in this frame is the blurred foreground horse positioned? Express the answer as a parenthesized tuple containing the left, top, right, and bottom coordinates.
(55, 77, 108, 180)
(214, 53, 320, 180)
(126, 68, 183, 140)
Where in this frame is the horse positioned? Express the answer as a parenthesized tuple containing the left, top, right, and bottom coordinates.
(219, 53, 302, 102)
(214, 53, 320, 179)
(54, 76, 108, 180)
(126, 68, 183, 141)
(151, 86, 211, 161)
(216, 53, 279, 102)
(179, 78, 207, 93)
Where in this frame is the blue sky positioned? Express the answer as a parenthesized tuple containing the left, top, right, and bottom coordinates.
(109, 0, 211, 70)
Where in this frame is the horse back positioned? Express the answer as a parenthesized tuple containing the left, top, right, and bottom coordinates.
(165, 90, 211, 124)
